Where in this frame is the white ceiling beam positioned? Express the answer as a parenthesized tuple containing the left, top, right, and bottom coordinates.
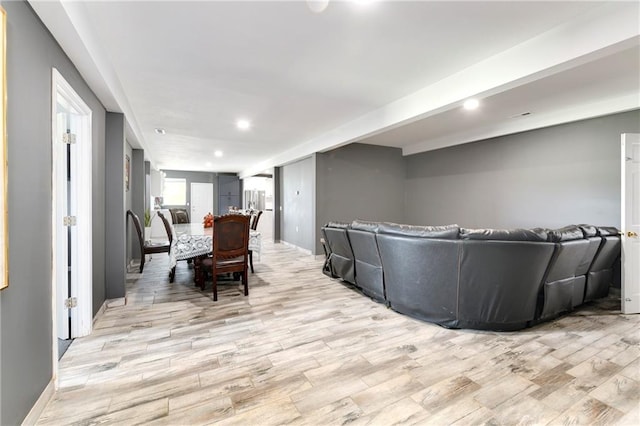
(240, 2, 639, 178)
(404, 93, 640, 155)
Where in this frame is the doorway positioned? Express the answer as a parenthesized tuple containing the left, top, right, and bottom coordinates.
(190, 182, 214, 224)
(621, 133, 640, 314)
(51, 69, 93, 365)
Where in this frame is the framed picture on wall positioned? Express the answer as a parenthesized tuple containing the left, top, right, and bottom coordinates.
(125, 154, 130, 192)
(1, 7, 7, 290)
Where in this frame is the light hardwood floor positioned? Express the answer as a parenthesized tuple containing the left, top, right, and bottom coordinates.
(38, 241, 639, 425)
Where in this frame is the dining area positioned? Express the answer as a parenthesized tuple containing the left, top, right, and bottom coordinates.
(127, 208, 263, 301)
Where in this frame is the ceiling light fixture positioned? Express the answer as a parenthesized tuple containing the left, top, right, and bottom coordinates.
(154, 128, 166, 135)
(463, 99, 480, 110)
(205, 162, 213, 167)
(236, 119, 251, 130)
(307, 0, 329, 13)
(214, 150, 223, 158)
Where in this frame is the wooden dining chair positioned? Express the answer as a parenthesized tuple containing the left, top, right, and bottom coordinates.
(127, 210, 172, 273)
(157, 211, 178, 281)
(201, 214, 250, 301)
(248, 210, 263, 273)
(170, 208, 190, 224)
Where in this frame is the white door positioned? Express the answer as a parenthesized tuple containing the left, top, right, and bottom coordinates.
(191, 182, 214, 224)
(621, 133, 640, 314)
(52, 69, 93, 344)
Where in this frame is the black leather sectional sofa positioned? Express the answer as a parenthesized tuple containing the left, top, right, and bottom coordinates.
(321, 221, 621, 331)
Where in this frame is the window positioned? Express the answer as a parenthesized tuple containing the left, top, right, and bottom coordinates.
(163, 178, 186, 205)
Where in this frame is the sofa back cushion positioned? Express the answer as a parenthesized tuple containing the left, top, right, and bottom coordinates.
(351, 220, 383, 233)
(597, 226, 619, 237)
(578, 224, 599, 238)
(547, 225, 585, 242)
(378, 223, 459, 239)
(460, 227, 548, 242)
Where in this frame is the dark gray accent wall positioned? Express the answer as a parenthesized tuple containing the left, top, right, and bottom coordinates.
(405, 111, 640, 229)
(218, 174, 240, 216)
(144, 161, 151, 213)
(125, 143, 133, 263)
(280, 156, 316, 253)
(315, 143, 406, 254)
(163, 170, 218, 217)
(273, 167, 281, 242)
(105, 113, 126, 299)
(0, 1, 107, 424)
(131, 149, 145, 260)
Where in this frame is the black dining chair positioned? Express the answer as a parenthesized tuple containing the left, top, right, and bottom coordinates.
(249, 210, 263, 273)
(127, 210, 172, 273)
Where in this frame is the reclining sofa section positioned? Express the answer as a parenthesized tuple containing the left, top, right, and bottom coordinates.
(321, 221, 620, 331)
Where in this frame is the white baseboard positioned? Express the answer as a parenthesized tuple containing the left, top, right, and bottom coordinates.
(21, 378, 55, 426)
(93, 299, 108, 326)
(92, 297, 126, 326)
(106, 297, 126, 308)
(280, 240, 312, 255)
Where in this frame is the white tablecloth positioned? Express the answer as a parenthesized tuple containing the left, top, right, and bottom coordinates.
(169, 223, 261, 268)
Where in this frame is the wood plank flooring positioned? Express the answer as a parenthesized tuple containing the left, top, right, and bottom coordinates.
(37, 241, 640, 425)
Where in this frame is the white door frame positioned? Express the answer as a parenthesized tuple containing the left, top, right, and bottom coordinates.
(621, 133, 640, 314)
(51, 69, 93, 375)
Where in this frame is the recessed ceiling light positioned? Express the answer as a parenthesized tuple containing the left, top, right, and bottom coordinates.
(352, 0, 376, 6)
(205, 162, 213, 167)
(214, 150, 223, 158)
(463, 99, 480, 110)
(236, 119, 251, 130)
(307, 0, 329, 13)
(154, 128, 166, 135)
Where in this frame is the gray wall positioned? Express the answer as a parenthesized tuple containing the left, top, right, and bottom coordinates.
(315, 143, 406, 254)
(131, 148, 145, 261)
(105, 113, 126, 299)
(405, 111, 640, 229)
(144, 161, 151, 213)
(280, 156, 316, 252)
(125, 143, 133, 263)
(273, 167, 282, 242)
(163, 170, 219, 218)
(0, 1, 107, 424)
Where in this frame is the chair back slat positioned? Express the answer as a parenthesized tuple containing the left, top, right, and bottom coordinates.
(157, 211, 174, 245)
(250, 210, 263, 230)
(126, 210, 144, 254)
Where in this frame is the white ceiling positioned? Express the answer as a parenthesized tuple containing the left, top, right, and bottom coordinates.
(30, 0, 640, 177)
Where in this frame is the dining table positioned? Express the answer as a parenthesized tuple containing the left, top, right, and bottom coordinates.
(168, 222, 261, 283)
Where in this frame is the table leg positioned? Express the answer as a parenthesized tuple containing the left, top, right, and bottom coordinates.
(194, 256, 205, 290)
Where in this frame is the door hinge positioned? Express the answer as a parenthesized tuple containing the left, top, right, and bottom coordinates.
(62, 132, 77, 144)
(63, 216, 77, 226)
(64, 297, 77, 309)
